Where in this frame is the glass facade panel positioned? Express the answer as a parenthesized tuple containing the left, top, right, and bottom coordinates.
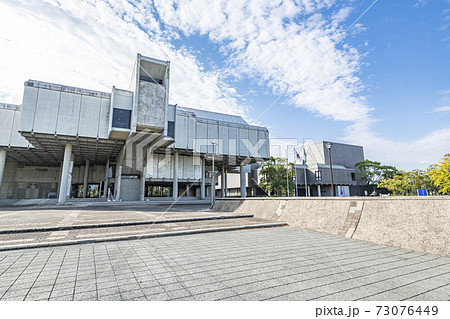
(168, 121, 175, 138)
(112, 108, 131, 129)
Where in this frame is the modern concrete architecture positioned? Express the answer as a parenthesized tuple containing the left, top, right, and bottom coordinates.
(220, 141, 365, 197)
(294, 141, 365, 197)
(0, 54, 269, 203)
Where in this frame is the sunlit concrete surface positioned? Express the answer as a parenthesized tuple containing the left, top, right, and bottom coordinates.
(0, 227, 448, 301)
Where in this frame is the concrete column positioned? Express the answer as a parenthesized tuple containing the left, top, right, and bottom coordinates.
(317, 184, 321, 197)
(140, 165, 146, 201)
(221, 166, 225, 198)
(172, 151, 178, 200)
(200, 157, 205, 199)
(240, 162, 246, 198)
(102, 160, 109, 198)
(115, 165, 122, 201)
(307, 185, 311, 197)
(58, 143, 72, 204)
(224, 169, 227, 197)
(82, 160, 90, 198)
(0, 149, 6, 192)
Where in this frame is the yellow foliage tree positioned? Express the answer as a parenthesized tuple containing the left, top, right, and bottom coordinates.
(427, 154, 450, 195)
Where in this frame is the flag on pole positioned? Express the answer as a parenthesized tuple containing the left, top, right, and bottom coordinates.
(294, 148, 302, 162)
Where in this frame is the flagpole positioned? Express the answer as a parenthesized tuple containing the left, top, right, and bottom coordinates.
(286, 147, 289, 197)
(294, 150, 298, 197)
(303, 139, 308, 197)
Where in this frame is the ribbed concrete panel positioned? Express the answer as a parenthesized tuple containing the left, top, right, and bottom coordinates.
(258, 129, 270, 159)
(113, 90, 133, 110)
(193, 156, 202, 179)
(56, 92, 81, 136)
(228, 126, 238, 156)
(0, 108, 14, 146)
(168, 104, 176, 122)
(174, 114, 187, 149)
(207, 122, 218, 154)
(239, 127, 249, 157)
(187, 116, 196, 150)
(78, 95, 101, 138)
(248, 129, 258, 157)
(196, 122, 208, 153)
(18, 86, 38, 132)
(145, 154, 157, 178)
(183, 156, 194, 179)
(219, 125, 229, 155)
(34, 89, 60, 134)
(157, 154, 172, 179)
(98, 98, 110, 138)
(9, 110, 28, 148)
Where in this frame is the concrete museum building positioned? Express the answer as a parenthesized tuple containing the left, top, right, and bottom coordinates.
(0, 54, 270, 203)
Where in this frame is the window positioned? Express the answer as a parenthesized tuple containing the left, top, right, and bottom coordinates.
(112, 108, 131, 129)
(351, 172, 356, 181)
(315, 170, 322, 181)
(139, 75, 163, 84)
(167, 121, 175, 138)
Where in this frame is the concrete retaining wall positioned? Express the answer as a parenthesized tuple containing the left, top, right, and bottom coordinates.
(212, 197, 450, 257)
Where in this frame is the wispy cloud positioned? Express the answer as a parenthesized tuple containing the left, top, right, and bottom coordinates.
(0, 0, 249, 118)
(0, 0, 448, 170)
(431, 106, 450, 113)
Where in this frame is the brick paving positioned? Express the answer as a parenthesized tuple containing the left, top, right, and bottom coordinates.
(0, 227, 449, 301)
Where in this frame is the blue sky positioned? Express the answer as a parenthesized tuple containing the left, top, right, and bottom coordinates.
(0, 0, 449, 170)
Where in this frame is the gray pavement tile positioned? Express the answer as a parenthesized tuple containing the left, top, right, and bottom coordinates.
(1, 288, 30, 300)
(49, 288, 75, 299)
(121, 289, 145, 299)
(98, 293, 122, 301)
(49, 294, 74, 301)
(146, 292, 170, 301)
(74, 291, 97, 301)
(97, 287, 120, 297)
(24, 291, 51, 301)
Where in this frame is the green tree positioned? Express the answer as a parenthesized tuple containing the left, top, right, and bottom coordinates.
(260, 156, 296, 196)
(378, 171, 415, 196)
(427, 154, 450, 195)
(378, 169, 439, 196)
(355, 159, 398, 185)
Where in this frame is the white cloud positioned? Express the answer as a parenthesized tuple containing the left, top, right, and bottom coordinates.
(0, 0, 448, 170)
(431, 106, 450, 113)
(0, 0, 248, 117)
(155, 0, 371, 123)
(342, 123, 450, 170)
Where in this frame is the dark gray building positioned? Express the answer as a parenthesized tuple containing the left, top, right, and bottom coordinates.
(295, 141, 365, 197)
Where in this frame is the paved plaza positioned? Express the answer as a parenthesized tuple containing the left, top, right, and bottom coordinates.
(0, 226, 449, 301)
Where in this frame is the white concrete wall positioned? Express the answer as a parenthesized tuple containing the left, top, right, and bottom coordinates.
(0, 105, 29, 148)
(19, 82, 111, 139)
(145, 154, 202, 180)
(175, 114, 270, 158)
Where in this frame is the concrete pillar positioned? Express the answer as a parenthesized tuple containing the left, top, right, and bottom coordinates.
(307, 185, 311, 197)
(240, 162, 246, 198)
(221, 166, 225, 198)
(224, 169, 227, 197)
(200, 157, 205, 199)
(102, 160, 109, 198)
(140, 165, 146, 201)
(82, 160, 90, 198)
(173, 151, 178, 200)
(58, 143, 72, 204)
(317, 184, 321, 197)
(0, 149, 6, 192)
(115, 165, 122, 201)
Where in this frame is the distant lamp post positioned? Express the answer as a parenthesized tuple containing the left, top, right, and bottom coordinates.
(326, 143, 335, 197)
(211, 142, 218, 207)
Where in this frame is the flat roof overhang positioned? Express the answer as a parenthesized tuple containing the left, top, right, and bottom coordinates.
(19, 132, 126, 166)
